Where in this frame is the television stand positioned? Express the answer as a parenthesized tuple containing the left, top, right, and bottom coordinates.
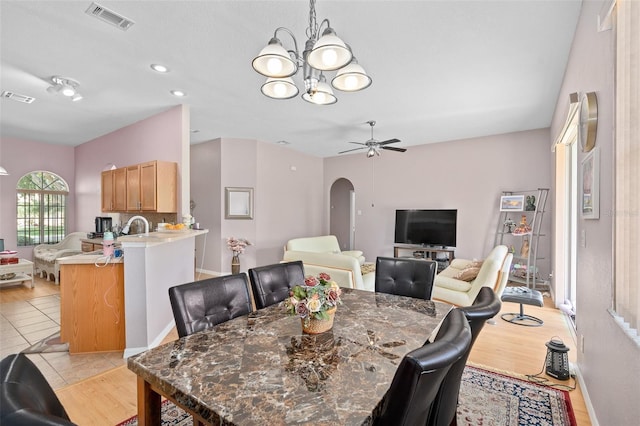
(393, 244, 455, 267)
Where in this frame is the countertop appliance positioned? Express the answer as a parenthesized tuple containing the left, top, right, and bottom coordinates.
(95, 216, 112, 237)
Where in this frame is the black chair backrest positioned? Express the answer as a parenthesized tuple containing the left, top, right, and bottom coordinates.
(248, 261, 305, 309)
(168, 273, 253, 338)
(1, 353, 76, 425)
(428, 287, 502, 426)
(374, 309, 472, 426)
(375, 256, 437, 300)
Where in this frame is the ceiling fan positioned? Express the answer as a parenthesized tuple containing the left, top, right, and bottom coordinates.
(339, 120, 406, 157)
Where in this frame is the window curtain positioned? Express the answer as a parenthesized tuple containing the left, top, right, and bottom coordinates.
(614, 0, 640, 339)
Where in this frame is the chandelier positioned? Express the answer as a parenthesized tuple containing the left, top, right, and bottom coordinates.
(251, 0, 372, 105)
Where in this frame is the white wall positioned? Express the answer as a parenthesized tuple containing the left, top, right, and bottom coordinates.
(549, 1, 639, 424)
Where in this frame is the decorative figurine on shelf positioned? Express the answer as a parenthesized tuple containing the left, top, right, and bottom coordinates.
(503, 218, 516, 233)
(525, 195, 536, 211)
(520, 236, 530, 258)
(513, 215, 532, 235)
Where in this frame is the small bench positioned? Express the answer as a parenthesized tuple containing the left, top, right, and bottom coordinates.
(500, 286, 544, 326)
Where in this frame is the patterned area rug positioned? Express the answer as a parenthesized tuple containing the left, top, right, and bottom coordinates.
(117, 366, 575, 425)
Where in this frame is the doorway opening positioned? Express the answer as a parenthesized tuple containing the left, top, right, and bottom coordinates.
(330, 178, 355, 251)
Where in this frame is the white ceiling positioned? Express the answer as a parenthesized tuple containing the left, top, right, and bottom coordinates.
(0, 1, 581, 158)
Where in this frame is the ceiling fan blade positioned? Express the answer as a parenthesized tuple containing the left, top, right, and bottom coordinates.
(377, 138, 401, 146)
(339, 147, 367, 154)
(382, 146, 407, 152)
(348, 141, 367, 146)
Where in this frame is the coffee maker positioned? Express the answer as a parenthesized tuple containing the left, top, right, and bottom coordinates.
(95, 217, 112, 237)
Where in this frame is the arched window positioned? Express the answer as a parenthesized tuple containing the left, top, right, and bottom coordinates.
(16, 171, 69, 246)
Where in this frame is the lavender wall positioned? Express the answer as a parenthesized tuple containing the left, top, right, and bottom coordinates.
(549, 1, 639, 424)
(256, 141, 324, 265)
(74, 105, 185, 232)
(190, 138, 324, 274)
(0, 137, 76, 259)
(324, 129, 552, 264)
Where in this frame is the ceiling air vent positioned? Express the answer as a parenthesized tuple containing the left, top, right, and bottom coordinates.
(1, 91, 35, 104)
(85, 2, 135, 31)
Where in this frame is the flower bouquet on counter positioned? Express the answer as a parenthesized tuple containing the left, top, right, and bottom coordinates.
(285, 273, 342, 332)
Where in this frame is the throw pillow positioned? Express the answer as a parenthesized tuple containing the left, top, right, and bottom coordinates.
(470, 260, 484, 268)
(455, 266, 481, 282)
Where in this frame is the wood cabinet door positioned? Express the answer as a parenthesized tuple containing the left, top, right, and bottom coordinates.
(112, 167, 127, 211)
(101, 171, 114, 211)
(140, 161, 157, 211)
(126, 165, 141, 211)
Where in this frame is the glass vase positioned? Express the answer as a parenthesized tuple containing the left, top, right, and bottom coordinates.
(231, 255, 240, 274)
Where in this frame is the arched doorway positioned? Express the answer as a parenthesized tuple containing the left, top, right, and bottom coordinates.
(330, 178, 355, 250)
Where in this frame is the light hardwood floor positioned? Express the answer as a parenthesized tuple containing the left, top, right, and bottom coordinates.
(3, 279, 591, 425)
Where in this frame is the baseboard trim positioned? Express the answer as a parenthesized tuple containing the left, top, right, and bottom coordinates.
(574, 365, 599, 426)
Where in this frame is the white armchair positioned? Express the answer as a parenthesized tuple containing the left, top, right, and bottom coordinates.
(282, 250, 375, 292)
(432, 245, 512, 306)
(285, 235, 366, 265)
(33, 232, 85, 284)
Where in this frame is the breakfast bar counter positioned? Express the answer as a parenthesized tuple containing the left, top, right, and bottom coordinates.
(119, 229, 208, 357)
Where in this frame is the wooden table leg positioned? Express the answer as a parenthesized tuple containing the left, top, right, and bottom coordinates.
(137, 376, 162, 426)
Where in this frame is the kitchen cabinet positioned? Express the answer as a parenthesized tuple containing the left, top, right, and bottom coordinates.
(60, 261, 125, 354)
(101, 160, 177, 213)
(101, 167, 126, 212)
(127, 161, 177, 213)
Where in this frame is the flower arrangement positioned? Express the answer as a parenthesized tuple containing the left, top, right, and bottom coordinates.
(285, 273, 342, 325)
(226, 237, 251, 256)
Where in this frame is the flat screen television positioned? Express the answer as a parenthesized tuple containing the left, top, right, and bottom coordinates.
(394, 209, 457, 248)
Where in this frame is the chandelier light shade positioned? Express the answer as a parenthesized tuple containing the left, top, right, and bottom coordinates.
(332, 58, 372, 92)
(261, 77, 299, 99)
(306, 28, 352, 71)
(301, 76, 337, 105)
(251, 0, 371, 105)
(252, 38, 297, 78)
(0, 166, 8, 176)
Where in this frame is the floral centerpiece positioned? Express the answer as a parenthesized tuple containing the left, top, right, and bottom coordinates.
(226, 237, 251, 273)
(285, 272, 342, 334)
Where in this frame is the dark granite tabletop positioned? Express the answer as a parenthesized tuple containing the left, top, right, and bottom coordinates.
(128, 288, 452, 425)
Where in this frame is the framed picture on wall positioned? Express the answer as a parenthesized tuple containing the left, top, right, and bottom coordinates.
(581, 147, 599, 219)
(500, 195, 525, 211)
(225, 187, 254, 219)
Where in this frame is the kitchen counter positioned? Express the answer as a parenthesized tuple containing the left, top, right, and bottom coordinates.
(118, 229, 208, 246)
(57, 253, 124, 265)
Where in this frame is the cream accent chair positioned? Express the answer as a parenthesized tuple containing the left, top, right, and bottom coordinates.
(432, 245, 511, 306)
(33, 232, 85, 284)
(285, 235, 366, 265)
(282, 250, 375, 292)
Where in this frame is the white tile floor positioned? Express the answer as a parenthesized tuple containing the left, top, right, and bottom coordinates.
(1, 292, 126, 389)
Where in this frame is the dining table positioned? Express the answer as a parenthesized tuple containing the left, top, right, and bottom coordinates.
(127, 287, 453, 425)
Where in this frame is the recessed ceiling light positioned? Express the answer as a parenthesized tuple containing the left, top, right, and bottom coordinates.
(190, 129, 200, 133)
(276, 140, 290, 145)
(150, 64, 169, 73)
(170, 90, 186, 97)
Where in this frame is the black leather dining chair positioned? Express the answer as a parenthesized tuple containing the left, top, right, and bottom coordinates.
(428, 287, 502, 426)
(168, 273, 253, 338)
(374, 308, 472, 426)
(248, 261, 305, 309)
(375, 256, 438, 300)
(1, 353, 77, 425)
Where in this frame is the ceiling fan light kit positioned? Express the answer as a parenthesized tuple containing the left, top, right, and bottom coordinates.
(251, 0, 371, 105)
